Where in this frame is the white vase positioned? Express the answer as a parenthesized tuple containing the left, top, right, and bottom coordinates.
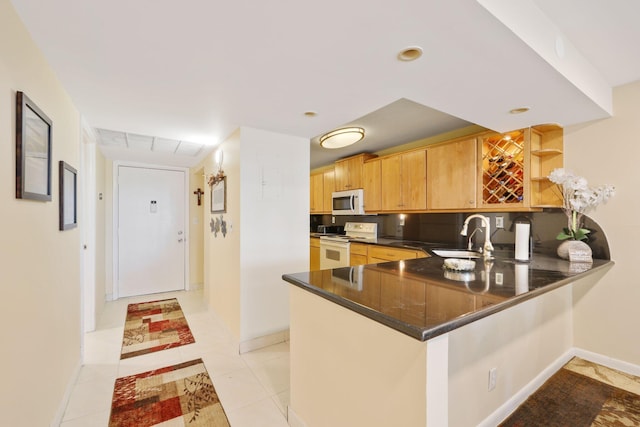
(557, 240, 592, 260)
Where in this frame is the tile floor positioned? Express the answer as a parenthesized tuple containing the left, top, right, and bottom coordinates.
(60, 289, 290, 427)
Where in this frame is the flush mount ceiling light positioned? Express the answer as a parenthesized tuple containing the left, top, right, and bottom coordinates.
(319, 127, 365, 149)
(397, 46, 423, 62)
(509, 107, 530, 114)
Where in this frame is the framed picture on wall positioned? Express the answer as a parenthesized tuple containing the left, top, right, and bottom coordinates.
(59, 161, 78, 230)
(16, 91, 53, 201)
(211, 176, 227, 213)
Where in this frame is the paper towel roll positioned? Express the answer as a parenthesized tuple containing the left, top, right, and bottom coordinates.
(515, 223, 530, 261)
(515, 264, 529, 294)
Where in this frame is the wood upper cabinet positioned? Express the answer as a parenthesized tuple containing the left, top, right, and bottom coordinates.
(322, 169, 335, 212)
(310, 168, 335, 214)
(362, 159, 381, 212)
(427, 138, 477, 210)
(478, 125, 563, 210)
(380, 149, 427, 211)
(310, 172, 324, 213)
(334, 153, 377, 191)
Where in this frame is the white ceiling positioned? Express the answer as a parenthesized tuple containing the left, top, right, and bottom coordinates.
(10, 0, 640, 169)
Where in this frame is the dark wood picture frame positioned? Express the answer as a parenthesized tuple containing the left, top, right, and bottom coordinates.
(59, 161, 78, 230)
(16, 91, 53, 201)
(211, 176, 227, 213)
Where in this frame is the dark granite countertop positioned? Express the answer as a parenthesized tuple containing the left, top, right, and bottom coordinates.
(283, 254, 614, 341)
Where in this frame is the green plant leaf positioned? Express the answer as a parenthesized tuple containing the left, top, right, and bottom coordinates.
(574, 228, 590, 241)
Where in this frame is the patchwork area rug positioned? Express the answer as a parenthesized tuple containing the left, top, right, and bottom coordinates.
(120, 298, 195, 359)
(500, 357, 640, 426)
(109, 358, 230, 427)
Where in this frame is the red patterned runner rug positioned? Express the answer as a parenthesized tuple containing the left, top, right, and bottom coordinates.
(109, 358, 230, 427)
(120, 298, 195, 359)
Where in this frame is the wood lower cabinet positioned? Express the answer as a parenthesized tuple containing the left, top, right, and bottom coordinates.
(367, 245, 427, 264)
(380, 149, 427, 211)
(350, 243, 369, 266)
(427, 138, 477, 210)
(310, 237, 320, 271)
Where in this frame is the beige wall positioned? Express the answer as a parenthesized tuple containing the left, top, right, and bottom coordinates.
(199, 127, 310, 343)
(0, 1, 82, 424)
(289, 286, 428, 427)
(94, 145, 107, 319)
(189, 168, 205, 287)
(204, 130, 242, 338)
(449, 285, 575, 426)
(568, 80, 640, 365)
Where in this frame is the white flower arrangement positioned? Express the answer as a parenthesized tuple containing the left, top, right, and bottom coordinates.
(548, 168, 615, 241)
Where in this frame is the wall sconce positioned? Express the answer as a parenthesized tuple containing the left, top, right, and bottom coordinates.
(319, 127, 365, 149)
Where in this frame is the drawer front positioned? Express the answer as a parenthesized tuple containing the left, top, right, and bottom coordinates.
(368, 246, 418, 261)
(310, 237, 320, 248)
(350, 243, 368, 256)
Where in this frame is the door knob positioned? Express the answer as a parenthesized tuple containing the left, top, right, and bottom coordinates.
(178, 238, 184, 242)
(178, 231, 183, 235)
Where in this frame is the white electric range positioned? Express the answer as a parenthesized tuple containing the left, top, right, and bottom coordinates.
(319, 222, 378, 269)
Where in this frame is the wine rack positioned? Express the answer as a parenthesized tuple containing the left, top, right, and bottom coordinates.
(481, 130, 525, 205)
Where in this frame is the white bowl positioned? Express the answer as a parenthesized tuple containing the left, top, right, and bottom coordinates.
(443, 258, 476, 271)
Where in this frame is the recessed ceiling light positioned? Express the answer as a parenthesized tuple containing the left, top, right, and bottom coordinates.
(304, 111, 318, 117)
(397, 46, 423, 62)
(319, 127, 365, 149)
(509, 107, 530, 114)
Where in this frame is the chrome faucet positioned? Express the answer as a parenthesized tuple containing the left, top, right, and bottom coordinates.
(466, 227, 483, 251)
(461, 214, 494, 259)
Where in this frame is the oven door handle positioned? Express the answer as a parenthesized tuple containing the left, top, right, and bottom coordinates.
(320, 240, 350, 249)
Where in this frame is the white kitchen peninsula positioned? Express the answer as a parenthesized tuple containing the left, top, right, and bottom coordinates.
(283, 255, 613, 426)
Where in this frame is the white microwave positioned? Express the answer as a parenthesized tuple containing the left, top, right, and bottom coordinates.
(332, 189, 365, 215)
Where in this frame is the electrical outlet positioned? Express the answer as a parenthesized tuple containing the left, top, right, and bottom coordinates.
(488, 368, 497, 391)
(495, 272, 503, 285)
(332, 216, 336, 224)
(496, 216, 504, 229)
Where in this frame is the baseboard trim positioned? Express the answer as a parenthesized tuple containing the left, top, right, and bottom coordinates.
(239, 329, 289, 354)
(287, 405, 307, 427)
(573, 347, 640, 377)
(478, 347, 640, 426)
(50, 358, 83, 427)
(187, 282, 203, 291)
(477, 348, 575, 427)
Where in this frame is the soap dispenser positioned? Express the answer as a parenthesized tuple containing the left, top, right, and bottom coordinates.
(511, 216, 532, 262)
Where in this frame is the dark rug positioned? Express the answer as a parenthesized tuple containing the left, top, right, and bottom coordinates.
(500, 360, 640, 426)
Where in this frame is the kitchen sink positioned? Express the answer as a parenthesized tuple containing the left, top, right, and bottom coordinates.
(431, 249, 482, 258)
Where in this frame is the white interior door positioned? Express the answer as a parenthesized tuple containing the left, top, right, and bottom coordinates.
(118, 166, 185, 298)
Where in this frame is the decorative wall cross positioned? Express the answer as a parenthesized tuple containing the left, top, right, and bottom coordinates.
(193, 188, 204, 206)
